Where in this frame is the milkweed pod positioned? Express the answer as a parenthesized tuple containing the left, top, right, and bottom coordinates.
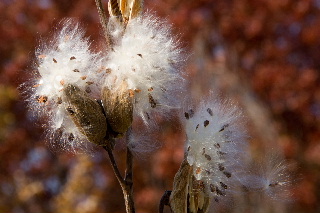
(170, 158, 210, 213)
(108, 0, 122, 20)
(108, 0, 144, 23)
(64, 84, 108, 146)
(119, 0, 144, 22)
(102, 82, 133, 135)
(170, 159, 191, 213)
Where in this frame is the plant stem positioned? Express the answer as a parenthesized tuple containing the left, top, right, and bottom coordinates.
(103, 145, 125, 185)
(103, 129, 135, 213)
(124, 127, 135, 213)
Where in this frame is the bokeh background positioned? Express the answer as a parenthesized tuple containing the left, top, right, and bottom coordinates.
(1, 0, 320, 212)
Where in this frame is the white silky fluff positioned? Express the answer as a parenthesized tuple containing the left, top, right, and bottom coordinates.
(239, 156, 292, 201)
(184, 97, 249, 199)
(104, 12, 185, 124)
(28, 19, 104, 153)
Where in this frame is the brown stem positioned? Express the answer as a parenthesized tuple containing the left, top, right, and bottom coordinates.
(103, 130, 135, 213)
(124, 127, 135, 213)
(159, 190, 172, 213)
(125, 128, 133, 184)
(103, 145, 125, 186)
(94, 0, 112, 48)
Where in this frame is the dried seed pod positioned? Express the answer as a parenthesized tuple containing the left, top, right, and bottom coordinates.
(108, 0, 144, 23)
(108, 0, 122, 20)
(170, 159, 210, 213)
(170, 159, 192, 213)
(64, 84, 108, 145)
(120, 0, 143, 21)
(188, 176, 210, 213)
(101, 82, 133, 135)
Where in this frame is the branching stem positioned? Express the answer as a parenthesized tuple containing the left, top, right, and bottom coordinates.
(103, 128, 135, 213)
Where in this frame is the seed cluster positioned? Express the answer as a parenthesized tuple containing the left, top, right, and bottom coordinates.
(184, 98, 248, 201)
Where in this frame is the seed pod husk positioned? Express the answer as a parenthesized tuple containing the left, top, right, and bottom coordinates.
(102, 83, 133, 136)
(170, 158, 210, 213)
(64, 84, 108, 146)
(108, 0, 123, 20)
(170, 159, 191, 213)
(119, 0, 144, 21)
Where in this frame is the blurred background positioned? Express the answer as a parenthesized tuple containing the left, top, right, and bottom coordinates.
(0, 0, 319, 212)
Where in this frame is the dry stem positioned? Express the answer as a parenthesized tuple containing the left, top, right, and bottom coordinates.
(103, 128, 135, 213)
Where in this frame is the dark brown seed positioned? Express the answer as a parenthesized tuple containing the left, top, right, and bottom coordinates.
(106, 68, 112, 74)
(202, 148, 205, 155)
(216, 188, 225, 196)
(148, 93, 156, 108)
(53, 58, 57, 63)
(80, 76, 87, 80)
(217, 151, 227, 155)
(70, 56, 76, 60)
(220, 182, 228, 189)
(73, 69, 80, 72)
(269, 182, 279, 187)
(195, 124, 199, 130)
(184, 112, 190, 120)
(204, 154, 211, 161)
(223, 171, 232, 178)
(219, 124, 229, 132)
(137, 54, 142, 58)
(218, 164, 225, 171)
(214, 143, 221, 149)
(146, 112, 151, 120)
(187, 146, 191, 151)
(207, 108, 213, 116)
(86, 81, 94, 85)
(204, 120, 209, 127)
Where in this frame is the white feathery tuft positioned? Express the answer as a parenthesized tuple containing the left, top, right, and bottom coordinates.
(184, 96, 249, 200)
(103, 12, 186, 124)
(239, 157, 293, 201)
(27, 19, 104, 153)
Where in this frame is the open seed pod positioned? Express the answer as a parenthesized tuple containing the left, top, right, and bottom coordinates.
(102, 82, 133, 136)
(64, 84, 108, 146)
(170, 158, 210, 213)
(108, 0, 143, 23)
(108, 0, 123, 21)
